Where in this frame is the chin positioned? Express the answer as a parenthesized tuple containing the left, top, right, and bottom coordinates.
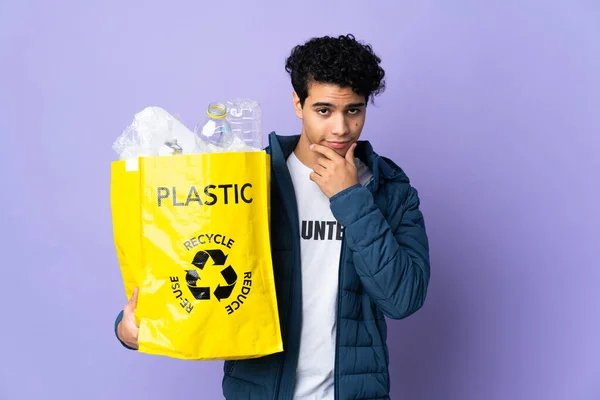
(334, 148, 348, 157)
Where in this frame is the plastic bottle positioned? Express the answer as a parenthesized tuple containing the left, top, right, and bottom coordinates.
(225, 99, 263, 150)
(194, 102, 234, 149)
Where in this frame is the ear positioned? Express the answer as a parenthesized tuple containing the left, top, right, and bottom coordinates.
(292, 91, 303, 119)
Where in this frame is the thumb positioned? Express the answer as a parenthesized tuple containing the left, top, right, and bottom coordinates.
(128, 287, 139, 308)
(345, 143, 357, 166)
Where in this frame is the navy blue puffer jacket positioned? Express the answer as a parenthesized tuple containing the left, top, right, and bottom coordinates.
(221, 132, 430, 399)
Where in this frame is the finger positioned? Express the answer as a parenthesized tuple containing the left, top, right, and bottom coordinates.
(310, 144, 343, 161)
(313, 164, 327, 176)
(316, 156, 334, 169)
(309, 172, 322, 183)
(345, 143, 357, 167)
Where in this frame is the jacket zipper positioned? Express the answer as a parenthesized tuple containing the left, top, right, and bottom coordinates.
(334, 237, 346, 400)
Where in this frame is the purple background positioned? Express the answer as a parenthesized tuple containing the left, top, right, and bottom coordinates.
(1, 1, 598, 399)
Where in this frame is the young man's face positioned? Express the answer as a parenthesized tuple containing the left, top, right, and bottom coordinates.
(294, 82, 367, 158)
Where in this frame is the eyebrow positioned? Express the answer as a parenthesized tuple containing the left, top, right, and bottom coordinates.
(311, 102, 366, 109)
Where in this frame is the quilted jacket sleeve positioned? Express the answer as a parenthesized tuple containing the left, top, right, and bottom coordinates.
(330, 183, 430, 319)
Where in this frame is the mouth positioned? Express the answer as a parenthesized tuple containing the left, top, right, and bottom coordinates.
(324, 141, 351, 150)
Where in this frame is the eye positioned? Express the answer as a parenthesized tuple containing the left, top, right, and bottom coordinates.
(347, 108, 361, 115)
(317, 108, 330, 116)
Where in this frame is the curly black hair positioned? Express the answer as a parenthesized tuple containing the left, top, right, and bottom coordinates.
(285, 34, 386, 107)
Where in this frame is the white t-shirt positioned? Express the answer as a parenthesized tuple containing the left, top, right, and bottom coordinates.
(287, 151, 373, 400)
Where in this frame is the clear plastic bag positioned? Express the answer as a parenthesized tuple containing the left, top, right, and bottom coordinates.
(112, 107, 198, 160)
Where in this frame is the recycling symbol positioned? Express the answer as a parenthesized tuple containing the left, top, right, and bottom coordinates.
(185, 249, 237, 301)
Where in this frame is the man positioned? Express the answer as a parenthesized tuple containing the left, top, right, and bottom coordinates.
(115, 34, 430, 399)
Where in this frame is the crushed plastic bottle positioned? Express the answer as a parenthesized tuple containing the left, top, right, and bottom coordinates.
(194, 102, 234, 149)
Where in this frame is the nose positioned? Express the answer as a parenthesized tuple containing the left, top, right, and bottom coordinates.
(330, 113, 350, 136)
